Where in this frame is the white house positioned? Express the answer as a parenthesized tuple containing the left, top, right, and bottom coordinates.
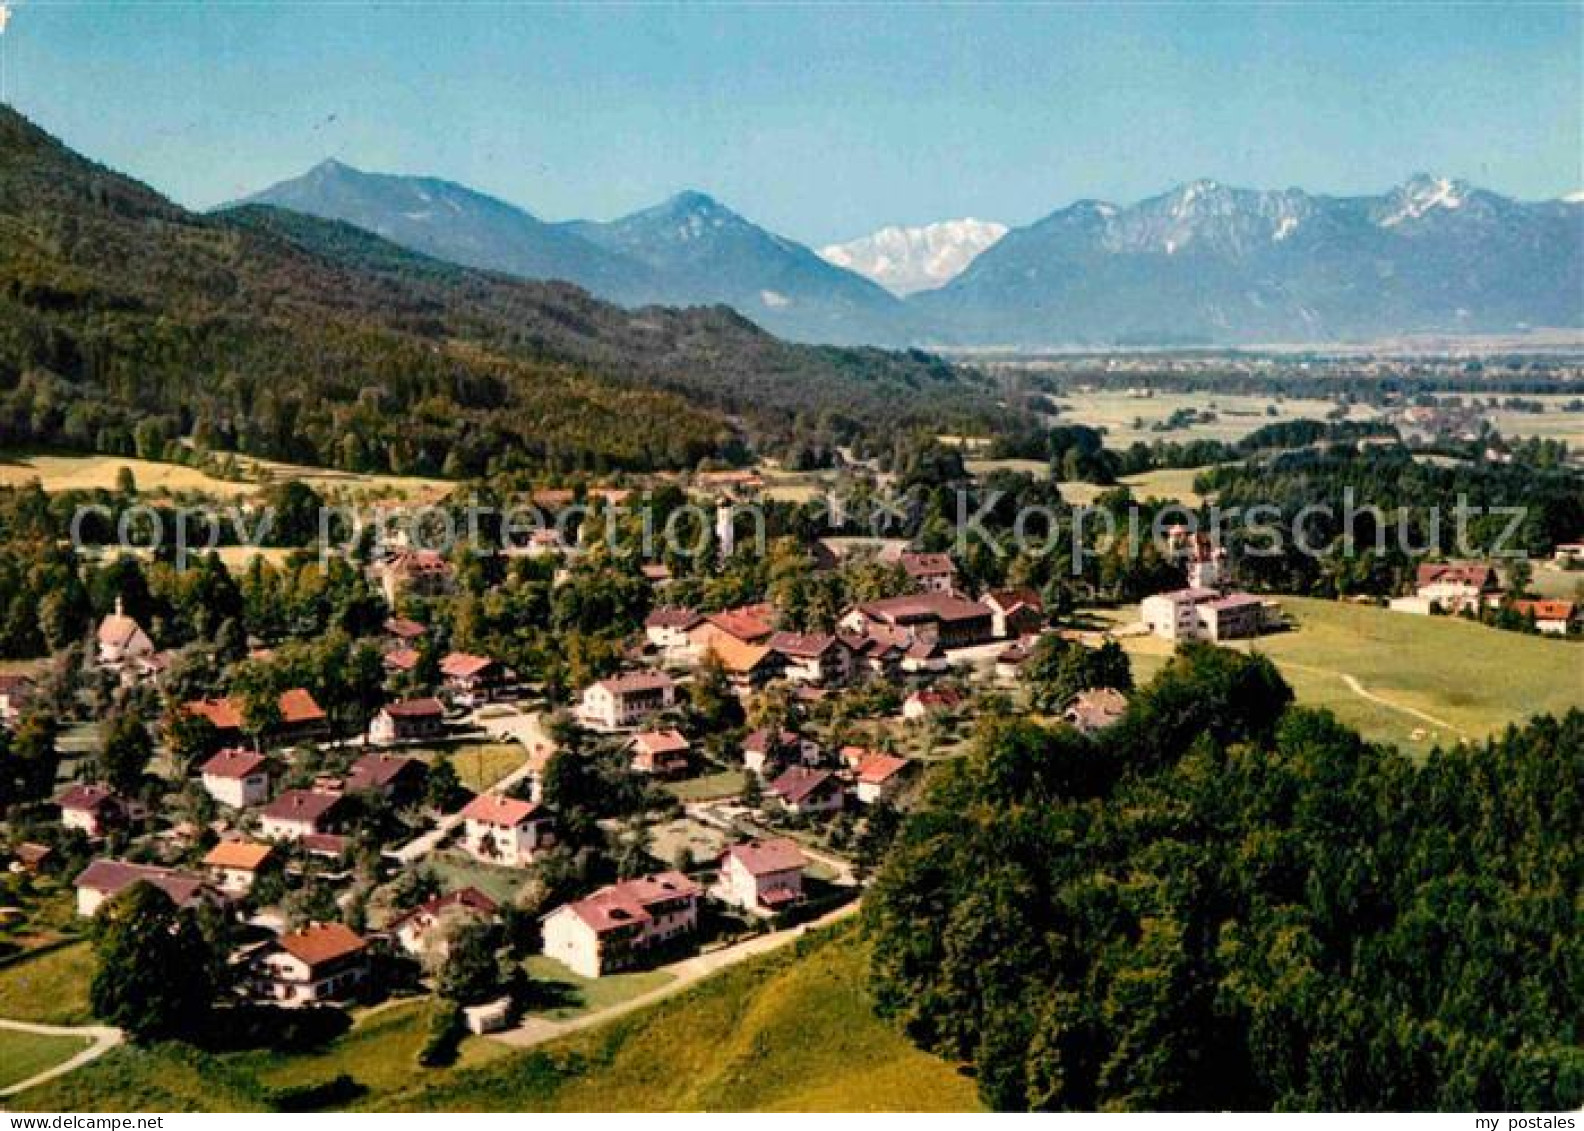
(1141, 588, 1268, 642)
(718, 838, 806, 914)
(540, 872, 701, 978)
(851, 752, 911, 805)
(200, 748, 271, 809)
(259, 789, 342, 842)
(458, 794, 554, 867)
(578, 671, 676, 730)
(768, 767, 845, 815)
(251, 922, 369, 1006)
(57, 783, 145, 839)
(742, 728, 820, 776)
(388, 887, 499, 959)
(643, 608, 701, 655)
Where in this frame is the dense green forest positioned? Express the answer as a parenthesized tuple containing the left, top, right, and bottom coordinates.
(0, 107, 1000, 476)
(867, 646, 1582, 1111)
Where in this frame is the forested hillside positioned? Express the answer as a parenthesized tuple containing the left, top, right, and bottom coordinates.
(0, 108, 997, 476)
(867, 646, 1582, 1111)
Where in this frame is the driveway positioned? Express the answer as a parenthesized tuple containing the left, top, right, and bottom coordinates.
(0, 1018, 122, 1098)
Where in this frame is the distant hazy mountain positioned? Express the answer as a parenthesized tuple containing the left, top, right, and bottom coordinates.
(820, 218, 1008, 295)
(240, 160, 658, 304)
(238, 170, 913, 344)
(915, 176, 1584, 345)
(566, 191, 916, 344)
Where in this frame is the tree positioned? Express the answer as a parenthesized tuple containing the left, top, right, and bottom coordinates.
(100, 709, 154, 794)
(434, 919, 505, 1006)
(163, 709, 220, 775)
(89, 882, 217, 1042)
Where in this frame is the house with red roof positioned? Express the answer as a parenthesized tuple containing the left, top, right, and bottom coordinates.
(183, 688, 328, 746)
(74, 858, 221, 917)
(56, 783, 146, 839)
(768, 766, 845, 815)
(96, 598, 154, 669)
(718, 838, 807, 913)
(439, 652, 513, 705)
(202, 840, 275, 896)
(199, 747, 272, 809)
(372, 548, 454, 605)
(541, 872, 701, 978)
(900, 551, 957, 594)
(839, 592, 995, 650)
(1509, 598, 1580, 636)
(251, 922, 369, 1006)
(983, 588, 1045, 639)
(850, 751, 912, 805)
(902, 686, 964, 723)
(742, 729, 821, 776)
(458, 793, 555, 867)
(344, 752, 428, 802)
(388, 887, 500, 958)
(768, 631, 855, 686)
(628, 729, 691, 776)
(644, 607, 702, 654)
(259, 789, 342, 843)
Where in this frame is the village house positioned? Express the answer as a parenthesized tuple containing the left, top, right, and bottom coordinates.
(1509, 598, 1580, 636)
(259, 789, 342, 843)
(839, 592, 996, 650)
(1064, 687, 1130, 734)
(372, 548, 454, 605)
(56, 783, 146, 839)
(1142, 587, 1270, 642)
(850, 751, 912, 805)
(643, 607, 701, 654)
(685, 604, 778, 659)
(701, 636, 785, 693)
(742, 728, 821, 776)
(202, 840, 274, 896)
(540, 872, 701, 979)
(199, 748, 272, 809)
(74, 858, 220, 917)
(768, 631, 855, 686)
(900, 551, 957, 594)
(345, 752, 428, 802)
(382, 647, 421, 681)
(251, 922, 370, 1007)
(388, 887, 499, 959)
(184, 688, 329, 747)
(901, 638, 948, 675)
(0, 673, 34, 727)
(718, 838, 807, 914)
(902, 686, 964, 722)
(369, 697, 447, 745)
(96, 598, 154, 669)
(629, 729, 692, 776)
(1392, 561, 1505, 616)
(384, 617, 428, 646)
(439, 652, 512, 705)
(458, 794, 555, 867)
(578, 671, 676, 730)
(983, 588, 1045, 639)
(768, 766, 845, 815)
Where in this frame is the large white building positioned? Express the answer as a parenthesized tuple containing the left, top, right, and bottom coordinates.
(1141, 588, 1268, 643)
(718, 839, 806, 914)
(578, 671, 676, 730)
(458, 794, 555, 867)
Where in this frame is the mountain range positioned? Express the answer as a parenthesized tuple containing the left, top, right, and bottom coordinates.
(0, 106, 992, 478)
(819, 219, 1008, 296)
(241, 165, 1583, 348)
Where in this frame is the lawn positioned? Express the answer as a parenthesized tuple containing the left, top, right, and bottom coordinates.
(662, 768, 745, 802)
(0, 450, 450, 501)
(0, 1028, 93, 1092)
(1119, 465, 1212, 506)
(522, 957, 676, 1020)
(430, 743, 528, 793)
(13, 926, 978, 1112)
(1096, 596, 1584, 751)
(1053, 390, 1380, 447)
(427, 853, 532, 906)
(0, 942, 96, 1026)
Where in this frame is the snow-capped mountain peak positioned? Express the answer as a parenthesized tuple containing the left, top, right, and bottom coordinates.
(1379, 174, 1469, 226)
(820, 218, 1008, 295)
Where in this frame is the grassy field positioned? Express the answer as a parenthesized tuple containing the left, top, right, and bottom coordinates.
(0, 943, 96, 1026)
(0, 1028, 93, 1091)
(522, 957, 676, 1020)
(1096, 596, 1583, 750)
(15, 925, 978, 1112)
(1053, 391, 1380, 447)
(662, 768, 745, 802)
(434, 743, 528, 793)
(1118, 465, 1212, 506)
(0, 451, 450, 501)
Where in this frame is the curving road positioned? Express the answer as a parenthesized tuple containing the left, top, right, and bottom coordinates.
(0, 1018, 122, 1099)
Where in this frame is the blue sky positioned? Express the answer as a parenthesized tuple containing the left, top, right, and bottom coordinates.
(2, 2, 1578, 243)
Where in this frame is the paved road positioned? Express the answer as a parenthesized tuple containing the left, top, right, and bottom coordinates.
(0, 1018, 123, 1098)
(388, 707, 553, 865)
(490, 899, 861, 1050)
